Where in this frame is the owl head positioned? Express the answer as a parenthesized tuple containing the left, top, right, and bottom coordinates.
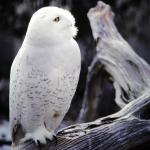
(25, 7, 78, 45)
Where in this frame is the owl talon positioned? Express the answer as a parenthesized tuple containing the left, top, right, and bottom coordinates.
(37, 140, 42, 149)
(53, 135, 58, 146)
(46, 134, 57, 146)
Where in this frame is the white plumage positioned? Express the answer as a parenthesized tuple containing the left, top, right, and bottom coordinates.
(9, 7, 81, 145)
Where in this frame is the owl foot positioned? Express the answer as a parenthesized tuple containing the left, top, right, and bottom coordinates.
(21, 126, 56, 146)
(47, 134, 58, 146)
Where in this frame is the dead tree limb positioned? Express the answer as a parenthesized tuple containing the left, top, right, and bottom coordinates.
(12, 1, 150, 150)
(79, 1, 150, 121)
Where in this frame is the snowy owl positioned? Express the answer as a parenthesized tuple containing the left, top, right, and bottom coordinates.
(9, 7, 81, 147)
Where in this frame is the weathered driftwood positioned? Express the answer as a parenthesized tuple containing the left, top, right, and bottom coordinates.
(79, 1, 150, 122)
(12, 1, 150, 150)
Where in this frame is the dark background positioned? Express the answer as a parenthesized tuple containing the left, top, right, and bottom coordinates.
(0, 0, 150, 149)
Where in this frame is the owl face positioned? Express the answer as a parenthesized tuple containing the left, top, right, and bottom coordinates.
(26, 7, 78, 45)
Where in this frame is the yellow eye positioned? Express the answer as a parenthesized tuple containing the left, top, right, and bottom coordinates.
(53, 17, 60, 22)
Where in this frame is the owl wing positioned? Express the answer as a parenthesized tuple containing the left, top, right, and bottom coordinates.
(9, 52, 26, 144)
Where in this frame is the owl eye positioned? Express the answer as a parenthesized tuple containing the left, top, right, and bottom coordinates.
(53, 17, 60, 22)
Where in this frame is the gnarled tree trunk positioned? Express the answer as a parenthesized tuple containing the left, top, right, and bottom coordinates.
(12, 1, 150, 150)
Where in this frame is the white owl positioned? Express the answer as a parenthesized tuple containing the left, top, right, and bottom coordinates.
(9, 7, 81, 146)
